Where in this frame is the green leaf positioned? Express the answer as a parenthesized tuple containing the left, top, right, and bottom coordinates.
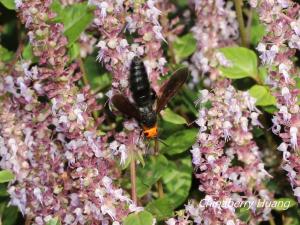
(0, 46, 14, 62)
(22, 44, 38, 63)
(2, 206, 19, 225)
(0, 170, 14, 183)
(46, 217, 61, 225)
(0, 0, 15, 10)
(249, 85, 277, 106)
(272, 198, 297, 211)
(252, 127, 264, 138)
(176, 0, 188, 7)
(136, 155, 169, 197)
(51, 1, 94, 45)
(236, 207, 251, 223)
(84, 56, 112, 91)
(250, 12, 266, 46)
(69, 43, 80, 61)
(258, 66, 267, 84)
(295, 77, 300, 89)
(262, 105, 278, 114)
(160, 129, 197, 155)
(145, 198, 173, 221)
(219, 47, 258, 80)
(161, 108, 187, 125)
(0, 184, 9, 197)
(123, 211, 154, 225)
(173, 33, 197, 63)
(162, 155, 192, 208)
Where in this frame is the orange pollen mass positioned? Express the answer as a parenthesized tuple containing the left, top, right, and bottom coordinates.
(143, 124, 158, 139)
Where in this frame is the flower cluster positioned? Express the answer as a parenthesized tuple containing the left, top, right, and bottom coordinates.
(252, 0, 300, 201)
(89, 0, 167, 92)
(190, 0, 238, 83)
(0, 0, 137, 223)
(188, 80, 273, 224)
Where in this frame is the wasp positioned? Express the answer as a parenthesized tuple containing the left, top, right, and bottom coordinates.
(111, 56, 188, 139)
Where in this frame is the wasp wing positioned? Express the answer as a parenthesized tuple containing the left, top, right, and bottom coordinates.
(111, 94, 141, 121)
(156, 67, 189, 113)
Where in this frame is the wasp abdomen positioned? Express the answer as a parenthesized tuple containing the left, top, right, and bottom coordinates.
(129, 57, 152, 107)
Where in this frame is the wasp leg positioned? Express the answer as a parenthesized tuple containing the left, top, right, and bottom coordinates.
(137, 129, 144, 144)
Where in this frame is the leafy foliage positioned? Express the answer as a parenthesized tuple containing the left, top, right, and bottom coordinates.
(136, 155, 169, 197)
(145, 198, 174, 221)
(173, 33, 197, 63)
(160, 129, 197, 155)
(1, 0, 300, 224)
(249, 85, 277, 106)
(0, 170, 14, 183)
(219, 47, 258, 80)
(0, 0, 15, 10)
(161, 155, 192, 208)
(161, 108, 187, 125)
(50, 0, 94, 45)
(123, 211, 154, 225)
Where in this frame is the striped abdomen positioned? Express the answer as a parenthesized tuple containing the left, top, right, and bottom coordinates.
(129, 57, 152, 107)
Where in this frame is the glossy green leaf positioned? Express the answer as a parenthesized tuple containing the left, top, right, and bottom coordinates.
(272, 198, 297, 211)
(262, 105, 278, 114)
(173, 33, 197, 62)
(123, 211, 153, 225)
(2, 206, 19, 225)
(295, 77, 300, 89)
(250, 12, 266, 46)
(176, 0, 188, 7)
(160, 129, 197, 155)
(22, 44, 38, 62)
(0, 0, 15, 10)
(0, 46, 13, 62)
(219, 47, 258, 80)
(84, 56, 112, 91)
(136, 155, 169, 197)
(252, 127, 264, 138)
(0, 170, 14, 183)
(162, 155, 192, 208)
(236, 207, 251, 223)
(0, 184, 9, 196)
(69, 43, 80, 61)
(258, 66, 267, 84)
(145, 198, 173, 221)
(51, 1, 94, 45)
(46, 217, 61, 225)
(161, 108, 187, 125)
(249, 85, 276, 106)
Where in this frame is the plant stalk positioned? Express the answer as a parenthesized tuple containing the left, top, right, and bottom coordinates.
(155, 139, 164, 198)
(233, 0, 248, 47)
(130, 159, 137, 205)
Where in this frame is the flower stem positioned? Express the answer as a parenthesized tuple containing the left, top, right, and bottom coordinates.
(233, 0, 248, 47)
(269, 215, 276, 225)
(78, 57, 90, 88)
(155, 139, 164, 198)
(130, 159, 137, 205)
(157, 180, 164, 198)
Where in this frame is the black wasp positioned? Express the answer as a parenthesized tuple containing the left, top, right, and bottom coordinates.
(112, 56, 188, 139)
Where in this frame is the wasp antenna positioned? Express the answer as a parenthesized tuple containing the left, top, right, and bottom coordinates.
(187, 119, 197, 127)
(157, 138, 169, 147)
